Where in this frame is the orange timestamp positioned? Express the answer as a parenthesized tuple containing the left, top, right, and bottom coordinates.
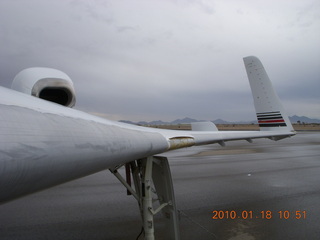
(212, 210, 307, 220)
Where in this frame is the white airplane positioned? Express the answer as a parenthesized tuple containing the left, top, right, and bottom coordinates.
(0, 56, 295, 239)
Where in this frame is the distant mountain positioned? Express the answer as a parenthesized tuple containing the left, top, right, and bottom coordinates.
(289, 115, 320, 124)
(120, 117, 201, 125)
(212, 119, 232, 124)
(120, 115, 320, 125)
(145, 120, 168, 125)
(171, 117, 200, 124)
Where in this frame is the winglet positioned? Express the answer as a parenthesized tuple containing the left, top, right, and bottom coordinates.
(243, 56, 294, 133)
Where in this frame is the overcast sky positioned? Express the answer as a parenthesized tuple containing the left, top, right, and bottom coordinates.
(0, 0, 319, 122)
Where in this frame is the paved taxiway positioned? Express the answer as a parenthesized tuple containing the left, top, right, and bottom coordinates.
(0, 132, 319, 240)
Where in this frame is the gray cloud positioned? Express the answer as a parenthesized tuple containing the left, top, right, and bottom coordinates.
(0, 0, 319, 121)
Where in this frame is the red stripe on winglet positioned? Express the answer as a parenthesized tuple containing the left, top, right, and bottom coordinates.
(258, 119, 285, 123)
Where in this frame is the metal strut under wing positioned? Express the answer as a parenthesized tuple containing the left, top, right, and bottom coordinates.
(110, 156, 180, 240)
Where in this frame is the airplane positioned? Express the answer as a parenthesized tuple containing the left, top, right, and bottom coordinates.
(0, 56, 295, 239)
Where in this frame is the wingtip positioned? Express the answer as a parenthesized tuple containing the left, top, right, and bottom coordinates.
(243, 56, 259, 62)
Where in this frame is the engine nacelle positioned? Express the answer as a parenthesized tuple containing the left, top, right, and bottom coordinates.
(11, 67, 76, 107)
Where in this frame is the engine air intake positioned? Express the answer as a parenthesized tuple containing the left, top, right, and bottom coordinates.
(12, 67, 76, 107)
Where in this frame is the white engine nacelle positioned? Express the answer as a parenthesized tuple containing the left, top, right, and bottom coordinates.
(11, 67, 76, 107)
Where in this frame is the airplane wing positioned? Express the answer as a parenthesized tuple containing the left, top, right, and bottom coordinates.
(156, 55, 295, 149)
(0, 56, 295, 204)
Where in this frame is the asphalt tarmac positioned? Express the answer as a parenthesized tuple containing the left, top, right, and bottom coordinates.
(0, 132, 319, 240)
